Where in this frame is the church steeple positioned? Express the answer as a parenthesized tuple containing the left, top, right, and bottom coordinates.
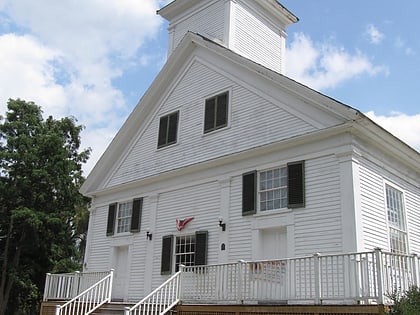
(158, 0, 298, 74)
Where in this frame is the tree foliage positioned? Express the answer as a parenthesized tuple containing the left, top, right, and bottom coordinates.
(0, 99, 91, 315)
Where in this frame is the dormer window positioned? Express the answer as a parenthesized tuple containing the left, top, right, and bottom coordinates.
(204, 92, 228, 133)
(158, 111, 179, 148)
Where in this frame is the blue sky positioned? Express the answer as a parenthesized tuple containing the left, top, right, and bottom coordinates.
(0, 0, 418, 174)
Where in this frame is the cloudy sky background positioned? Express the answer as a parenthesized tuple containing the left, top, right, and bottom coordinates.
(0, 0, 418, 175)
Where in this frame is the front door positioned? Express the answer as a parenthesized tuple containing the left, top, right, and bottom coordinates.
(260, 227, 287, 260)
(257, 228, 288, 301)
(112, 246, 129, 301)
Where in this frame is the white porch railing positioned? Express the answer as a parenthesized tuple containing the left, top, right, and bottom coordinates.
(43, 249, 419, 315)
(181, 249, 419, 305)
(125, 270, 182, 315)
(46, 270, 113, 315)
(43, 270, 112, 301)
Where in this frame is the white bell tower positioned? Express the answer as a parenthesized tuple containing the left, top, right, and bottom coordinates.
(158, 0, 298, 74)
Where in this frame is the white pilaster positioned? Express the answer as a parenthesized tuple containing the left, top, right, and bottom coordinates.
(336, 149, 364, 252)
(218, 177, 231, 263)
(144, 194, 159, 295)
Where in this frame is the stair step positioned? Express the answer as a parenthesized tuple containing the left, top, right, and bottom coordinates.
(91, 302, 133, 315)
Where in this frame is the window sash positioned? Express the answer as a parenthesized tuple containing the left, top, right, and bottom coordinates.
(385, 185, 407, 254)
(204, 92, 228, 133)
(259, 167, 288, 211)
(175, 235, 196, 272)
(117, 202, 132, 233)
(158, 111, 179, 148)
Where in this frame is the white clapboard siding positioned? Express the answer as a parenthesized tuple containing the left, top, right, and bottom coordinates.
(228, 175, 254, 262)
(358, 156, 420, 254)
(108, 60, 316, 187)
(358, 162, 389, 251)
(150, 180, 221, 290)
(125, 198, 151, 301)
(294, 156, 343, 256)
(405, 188, 420, 254)
(86, 205, 112, 271)
(232, 2, 284, 73)
(170, 1, 225, 53)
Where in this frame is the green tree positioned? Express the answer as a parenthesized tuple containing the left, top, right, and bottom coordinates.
(0, 99, 91, 315)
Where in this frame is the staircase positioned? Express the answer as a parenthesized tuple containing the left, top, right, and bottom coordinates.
(91, 302, 133, 315)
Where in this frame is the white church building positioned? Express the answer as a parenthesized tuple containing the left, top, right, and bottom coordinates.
(42, 1, 419, 314)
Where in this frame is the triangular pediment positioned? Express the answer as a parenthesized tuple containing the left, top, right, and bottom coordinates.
(80, 32, 362, 196)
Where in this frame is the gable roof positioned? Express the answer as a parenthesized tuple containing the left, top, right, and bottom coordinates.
(80, 31, 419, 196)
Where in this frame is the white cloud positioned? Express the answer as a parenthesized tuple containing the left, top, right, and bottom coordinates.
(0, 34, 67, 118)
(0, 0, 165, 175)
(365, 111, 420, 151)
(286, 33, 389, 91)
(395, 36, 415, 56)
(365, 24, 384, 44)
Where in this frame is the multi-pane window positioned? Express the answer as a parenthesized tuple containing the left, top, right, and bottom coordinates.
(158, 111, 179, 148)
(204, 92, 228, 133)
(161, 231, 208, 275)
(386, 185, 408, 254)
(117, 202, 132, 233)
(175, 235, 196, 272)
(259, 167, 288, 211)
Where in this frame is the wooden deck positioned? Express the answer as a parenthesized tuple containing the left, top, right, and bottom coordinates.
(40, 301, 388, 315)
(176, 304, 388, 315)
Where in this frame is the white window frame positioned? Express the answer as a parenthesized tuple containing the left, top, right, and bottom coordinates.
(174, 234, 196, 272)
(258, 166, 288, 212)
(385, 183, 408, 255)
(116, 201, 132, 234)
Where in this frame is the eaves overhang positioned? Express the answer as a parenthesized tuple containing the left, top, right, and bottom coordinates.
(158, 0, 298, 26)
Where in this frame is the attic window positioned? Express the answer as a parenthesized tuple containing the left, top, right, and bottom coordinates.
(158, 111, 179, 148)
(204, 92, 228, 133)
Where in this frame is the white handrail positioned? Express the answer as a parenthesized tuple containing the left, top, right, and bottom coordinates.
(55, 269, 113, 315)
(125, 270, 182, 315)
(180, 250, 419, 305)
(44, 270, 111, 301)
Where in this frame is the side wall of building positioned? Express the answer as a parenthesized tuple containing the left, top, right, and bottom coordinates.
(358, 143, 420, 254)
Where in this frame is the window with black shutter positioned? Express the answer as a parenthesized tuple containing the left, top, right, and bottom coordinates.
(161, 231, 208, 274)
(242, 161, 305, 215)
(204, 92, 228, 133)
(287, 161, 305, 208)
(242, 171, 257, 215)
(158, 111, 179, 148)
(106, 198, 143, 236)
(161, 235, 174, 275)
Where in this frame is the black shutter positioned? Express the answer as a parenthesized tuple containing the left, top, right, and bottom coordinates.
(242, 171, 257, 215)
(158, 115, 168, 148)
(161, 235, 174, 275)
(106, 203, 117, 236)
(288, 161, 305, 208)
(167, 112, 179, 144)
(204, 98, 215, 133)
(130, 198, 143, 233)
(216, 92, 228, 127)
(195, 231, 208, 266)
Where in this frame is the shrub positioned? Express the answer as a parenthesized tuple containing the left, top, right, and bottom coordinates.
(389, 286, 420, 315)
